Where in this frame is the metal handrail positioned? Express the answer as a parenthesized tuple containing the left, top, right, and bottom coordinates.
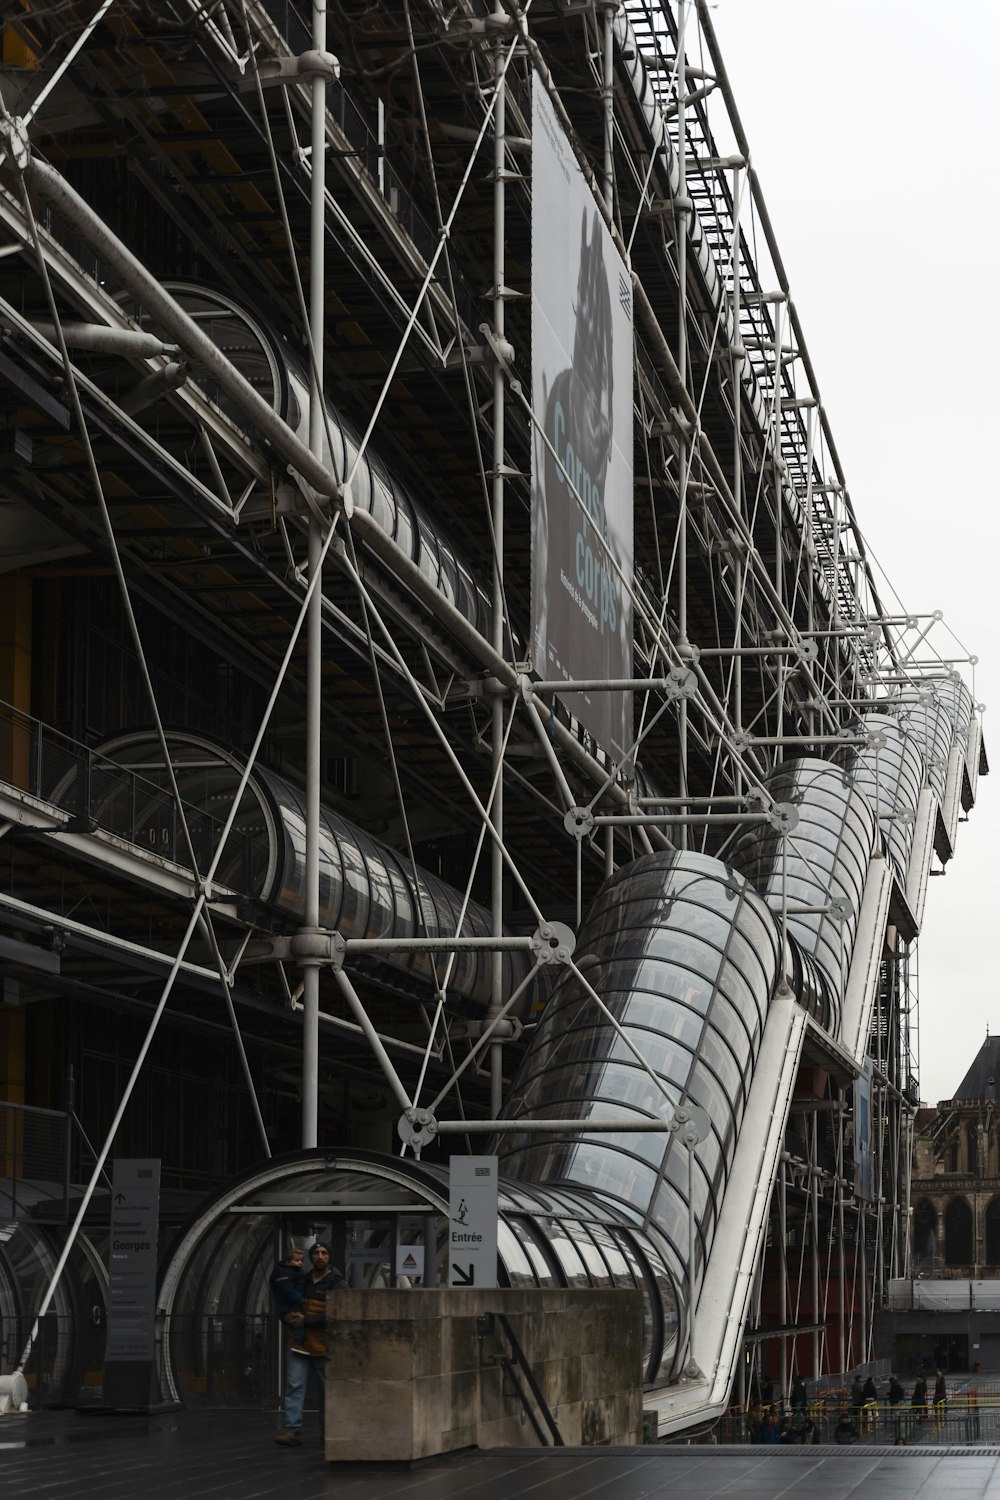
(477, 1311, 564, 1447)
(0, 699, 267, 893)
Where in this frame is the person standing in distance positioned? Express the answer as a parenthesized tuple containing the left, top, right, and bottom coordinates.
(275, 1241, 347, 1448)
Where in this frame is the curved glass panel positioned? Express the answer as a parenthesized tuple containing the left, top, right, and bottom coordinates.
(497, 849, 780, 1381)
(895, 694, 956, 803)
(728, 759, 876, 1022)
(0, 1225, 105, 1408)
(497, 1219, 537, 1287)
(845, 713, 925, 881)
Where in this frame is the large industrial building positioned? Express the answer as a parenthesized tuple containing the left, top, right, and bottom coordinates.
(0, 0, 985, 1436)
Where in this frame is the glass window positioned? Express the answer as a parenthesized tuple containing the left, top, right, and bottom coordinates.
(565, 1222, 615, 1286)
(533, 1217, 590, 1287)
(508, 1216, 558, 1286)
(497, 1219, 536, 1287)
(586, 1221, 636, 1288)
(393, 489, 416, 560)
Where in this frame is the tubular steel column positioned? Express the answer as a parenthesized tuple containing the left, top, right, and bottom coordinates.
(778, 1155, 788, 1399)
(730, 163, 744, 785)
(301, 0, 328, 1147)
(488, 19, 507, 1116)
(837, 1103, 847, 1374)
(601, 3, 616, 214)
(811, 1113, 821, 1380)
(602, 4, 616, 883)
(675, 0, 690, 845)
(771, 299, 785, 755)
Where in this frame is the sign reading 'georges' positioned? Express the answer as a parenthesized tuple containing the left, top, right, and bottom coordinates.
(531, 78, 634, 764)
(107, 1157, 161, 1361)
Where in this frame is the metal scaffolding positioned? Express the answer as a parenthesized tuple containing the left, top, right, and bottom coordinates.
(0, 0, 986, 1431)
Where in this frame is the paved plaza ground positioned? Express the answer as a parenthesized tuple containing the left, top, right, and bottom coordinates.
(6, 1405, 1000, 1500)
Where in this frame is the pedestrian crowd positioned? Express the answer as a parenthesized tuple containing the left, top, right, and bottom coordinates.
(746, 1368, 949, 1445)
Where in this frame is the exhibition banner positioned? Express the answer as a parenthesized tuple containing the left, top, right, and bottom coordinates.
(531, 79, 633, 762)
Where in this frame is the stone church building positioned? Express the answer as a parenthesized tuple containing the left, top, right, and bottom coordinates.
(879, 1038, 1000, 1373)
(911, 1037, 1000, 1277)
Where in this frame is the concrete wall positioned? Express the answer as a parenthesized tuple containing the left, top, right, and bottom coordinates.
(324, 1286, 645, 1462)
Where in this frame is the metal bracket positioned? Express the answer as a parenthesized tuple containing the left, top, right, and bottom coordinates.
(529, 921, 575, 965)
(827, 896, 854, 926)
(664, 665, 698, 701)
(668, 1103, 710, 1148)
(478, 321, 516, 367)
(397, 1107, 438, 1150)
(564, 806, 595, 841)
(447, 13, 516, 39)
(268, 930, 346, 967)
(0, 115, 31, 172)
(765, 801, 799, 835)
(238, 49, 340, 92)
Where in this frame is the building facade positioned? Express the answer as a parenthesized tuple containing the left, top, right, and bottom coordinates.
(912, 1041, 1000, 1278)
(0, 0, 985, 1432)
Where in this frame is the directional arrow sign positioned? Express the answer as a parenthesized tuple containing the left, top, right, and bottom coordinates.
(107, 1159, 160, 1360)
(448, 1155, 498, 1289)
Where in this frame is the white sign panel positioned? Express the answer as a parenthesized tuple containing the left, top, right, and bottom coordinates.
(448, 1155, 498, 1289)
(531, 78, 633, 763)
(107, 1158, 160, 1360)
(396, 1244, 425, 1280)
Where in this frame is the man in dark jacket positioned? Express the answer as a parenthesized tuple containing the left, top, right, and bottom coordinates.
(275, 1241, 347, 1448)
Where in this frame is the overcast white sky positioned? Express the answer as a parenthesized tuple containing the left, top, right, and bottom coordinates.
(708, 0, 1000, 1103)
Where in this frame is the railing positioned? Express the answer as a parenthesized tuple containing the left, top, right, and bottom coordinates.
(477, 1311, 564, 1447)
(257, 0, 477, 330)
(166, 1313, 278, 1407)
(0, 700, 267, 896)
(0, 1102, 70, 1223)
(888, 1278, 1000, 1311)
(16, 1310, 106, 1410)
(717, 1389, 994, 1447)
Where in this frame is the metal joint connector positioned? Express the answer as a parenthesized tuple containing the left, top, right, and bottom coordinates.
(288, 929, 344, 967)
(766, 801, 799, 835)
(665, 665, 698, 700)
(397, 1107, 438, 1151)
(828, 896, 854, 926)
(564, 807, 595, 841)
(0, 115, 31, 172)
(478, 322, 516, 367)
(297, 49, 340, 82)
(529, 921, 575, 965)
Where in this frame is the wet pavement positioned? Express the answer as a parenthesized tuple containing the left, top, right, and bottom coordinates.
(6, 1407, 1000, 1500)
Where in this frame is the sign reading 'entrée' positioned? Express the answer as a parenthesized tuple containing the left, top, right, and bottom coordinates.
(447, 1155, 498, 1289)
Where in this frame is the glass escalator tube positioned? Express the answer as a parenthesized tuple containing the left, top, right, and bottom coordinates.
(728, 759, 876, 1036)
(838, 713, 925, 887)
(92, 729, 532, 1013)
(496, 850, 781, 1382)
